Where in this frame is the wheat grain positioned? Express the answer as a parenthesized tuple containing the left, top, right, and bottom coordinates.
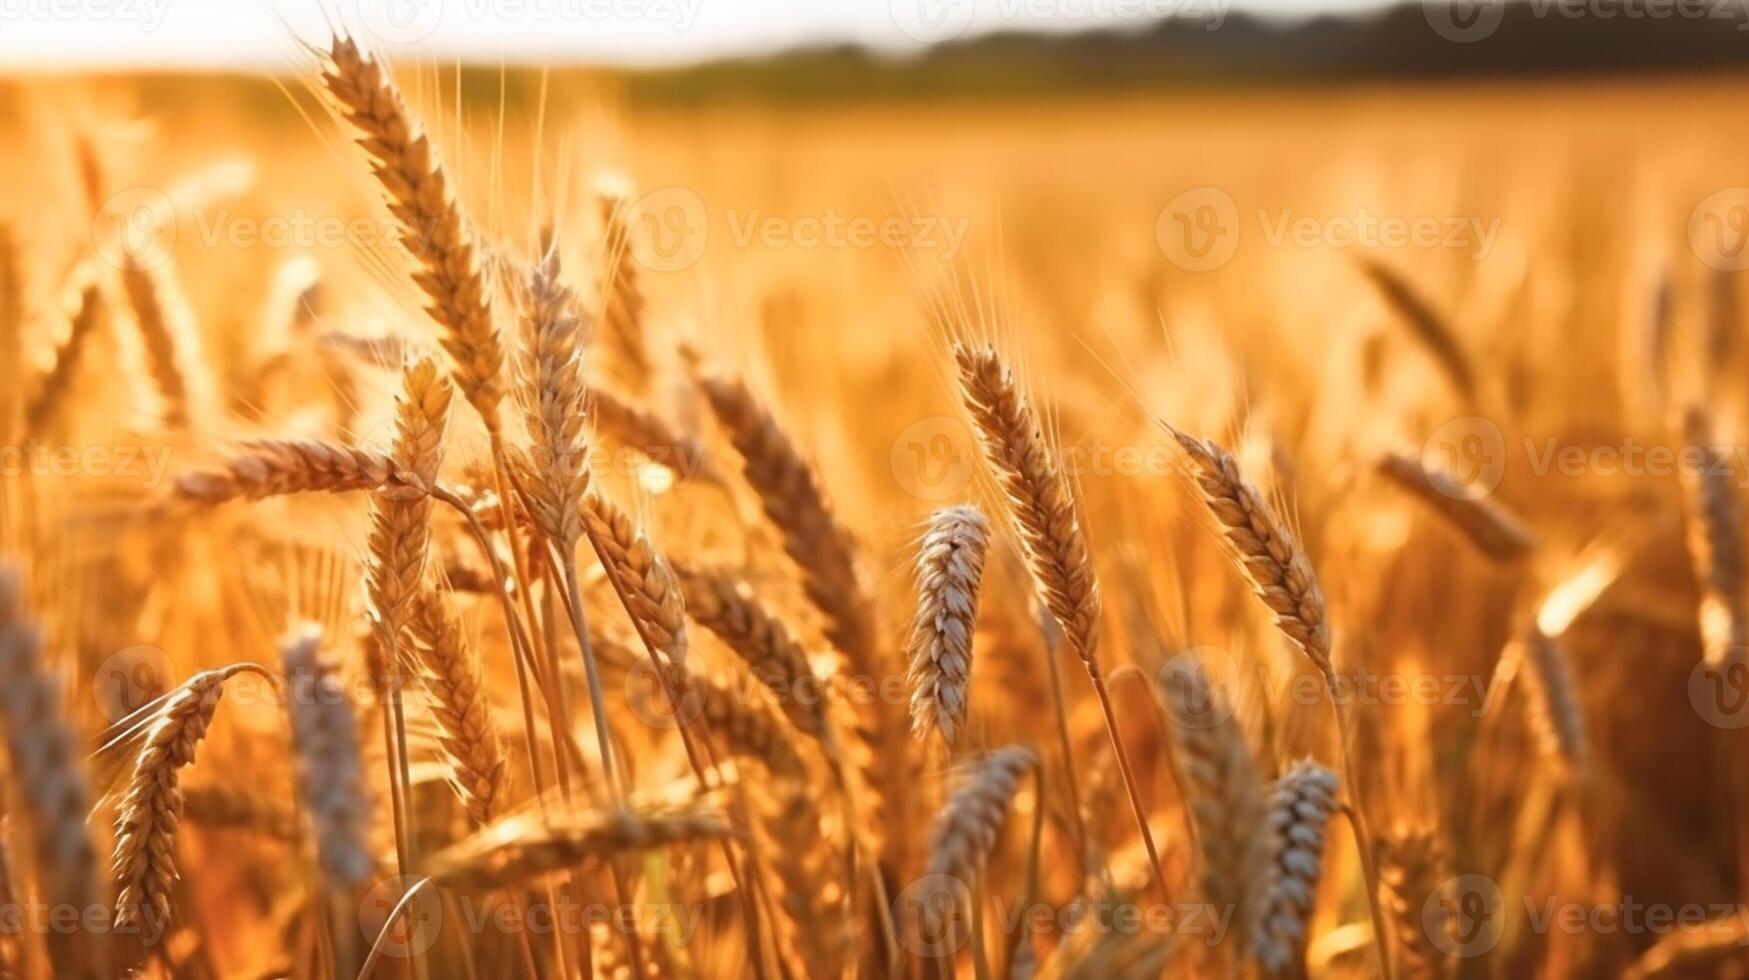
(1358, 258, 1475, 398)
(320, 36, 506, 430)
(364, 357, 452, 644)
(907, 504, 990, 746)
(172, 439, 407, 504)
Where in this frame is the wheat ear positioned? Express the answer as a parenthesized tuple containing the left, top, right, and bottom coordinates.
(698, 368, 874, 669)
(582, 490, 687, 665)
(596, 187, 653, 393)
(111, 665, 262, 928)
(907, 505, 990, 747)
(118, 257, 199, 428)
(1161, 659, 1271, 957)
(366, 357, 451, 641)
(182, 784, 300, 841)
(280, 624, 374, 888)
(410, 590, 507, 827)
(516, 249, 590, 550)
(1522, 629, 1588, 767)
(24, 282, 103, 434)
(672, 563, 830, 738)
(660, 664, 807, 778)
(1255, 760, 1340, 974)
(589, 385, 719, 485)
(1376, 451, 1537, 563)
(921, 747, 1036, 934)
(1167, 425, 1333, 687)
(1375, 824, 1450, 980)
(1678, 406, 1748, 662)
(954, 342, 1162, 899)
(428, 805, 730, 890)
(320, 36, 505, 430)
(1358, 258, 1475, 398)
(0, 565, 105, 978)
(172, 439, 431, 504)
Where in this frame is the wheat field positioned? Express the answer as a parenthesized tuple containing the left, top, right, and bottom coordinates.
(0, 37, 1748, 979)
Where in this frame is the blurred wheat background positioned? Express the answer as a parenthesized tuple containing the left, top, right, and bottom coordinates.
(0, 7, 1748, 979)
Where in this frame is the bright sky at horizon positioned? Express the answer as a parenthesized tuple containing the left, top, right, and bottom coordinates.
(0, 0, 1406, 71)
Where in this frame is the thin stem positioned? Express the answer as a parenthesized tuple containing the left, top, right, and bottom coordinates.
(1333, 698, 1393, 980)
(1088, 672, 1169, 906)
(1040, 625, 1090, 883)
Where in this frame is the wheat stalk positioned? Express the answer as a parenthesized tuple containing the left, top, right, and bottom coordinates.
(409, 589, 508, 827)
(320, 36, 506, 431)
(1160, 658, 1270, 957)
(280, 624, 374, 888)
(1376, 451, 1537, 563)
(1255, 760, 1340, 974)
(0, 565, 105, 978)
(907, 504, 990, 747)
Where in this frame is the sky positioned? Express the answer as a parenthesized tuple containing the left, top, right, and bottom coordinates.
(0, 0, 1405, 70)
